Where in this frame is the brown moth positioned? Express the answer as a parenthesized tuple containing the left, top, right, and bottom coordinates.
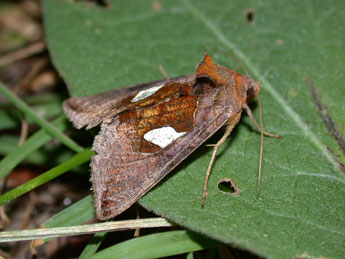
(63, 53, 278, 220)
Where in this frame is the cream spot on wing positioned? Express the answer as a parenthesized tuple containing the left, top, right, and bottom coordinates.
(144, 127, 186, 148)
(131, 84, 164, 103)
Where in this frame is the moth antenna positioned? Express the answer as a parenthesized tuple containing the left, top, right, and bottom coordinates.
(230, 54, 249, 77)
(243, 99, 281, 192)
(159, 64, 169, 79)
(257, 95, 264, 193)
(213, 49, 249, 76)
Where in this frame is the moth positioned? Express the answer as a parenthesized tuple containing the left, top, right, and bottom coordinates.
(63, 53, 278, 220)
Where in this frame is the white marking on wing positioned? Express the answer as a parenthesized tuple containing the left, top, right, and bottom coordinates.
(131, 84, 165, 103)
(144, 127, 186, 148)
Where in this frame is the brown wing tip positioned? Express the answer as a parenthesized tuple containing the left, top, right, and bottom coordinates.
(94, 189, 132, 220)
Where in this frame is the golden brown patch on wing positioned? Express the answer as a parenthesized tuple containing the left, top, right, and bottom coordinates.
(118, 82, 199, 153)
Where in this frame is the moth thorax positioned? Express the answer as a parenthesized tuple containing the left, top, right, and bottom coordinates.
(244, 75, 260, 103)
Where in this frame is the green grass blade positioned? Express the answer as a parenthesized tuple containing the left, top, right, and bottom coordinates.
(43, 195, 95, 228)
(0, 81, 82, 153)
(92, 230, 220, 259)
(186, 252, 194, 259)
(0, 115, 68, 179)
(0, 133, 78, 168)
(0, 93, 63, 131)
(0, 135, 19, 155)
(79, 232, 107, 258)
(38, 195, 95, 245)
(0, 149, 93, 206)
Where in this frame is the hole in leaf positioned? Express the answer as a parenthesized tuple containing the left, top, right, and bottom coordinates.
(244, 9, 255, 23)
(217, 178, 240, 196)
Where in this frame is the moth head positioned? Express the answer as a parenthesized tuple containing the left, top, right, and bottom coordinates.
(244, 75, 260, 103)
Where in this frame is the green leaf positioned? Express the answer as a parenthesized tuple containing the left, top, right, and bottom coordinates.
(43, 0, 345, 258)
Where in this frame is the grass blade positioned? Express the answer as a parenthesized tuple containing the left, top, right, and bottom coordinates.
(79, 232, 107, 258)
(0, 115, 68, 179)
(0, 218, 172, 242)
(0, 81, 82, 153)
(0, 149, 93, 206)
(92, 230, 220, 259)
(43, 195, 95, 228)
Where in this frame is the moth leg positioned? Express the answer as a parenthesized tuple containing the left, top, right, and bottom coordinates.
(201, 112, 242, 207)
(243, 103, 281, 138)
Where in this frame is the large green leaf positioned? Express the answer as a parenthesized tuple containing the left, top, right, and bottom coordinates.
(43, 0, 345, 258)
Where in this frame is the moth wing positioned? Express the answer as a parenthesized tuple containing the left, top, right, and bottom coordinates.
(63, 75, 195, 129)
(92, 100, 241, 220)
